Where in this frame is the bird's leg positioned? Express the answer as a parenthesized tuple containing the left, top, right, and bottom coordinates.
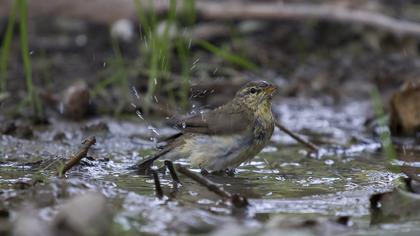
(138, 163, 153, 175)
(156, 165, 167, 174)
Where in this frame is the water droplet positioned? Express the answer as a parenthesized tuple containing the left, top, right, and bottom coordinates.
(324, 159, 334, 165)
(182, 122, 186, 129)
(213, 67, 219, 75)
(103, 62, 107, 67)
(188, 191, 198, 196)
(148, 125, 160, 136)
(132, 86, 140, 100)
(130, 103, 137, 108)
(75, 34, 87, 46)
(59, 102, 64, 114)
(136, 110, 144, 120)
(154, 77, 157, 85)
(153, 96, 159, 103)
(150, 137, 158, 147)
(29, 51, 34, 55)
(188, 38, 192, 49)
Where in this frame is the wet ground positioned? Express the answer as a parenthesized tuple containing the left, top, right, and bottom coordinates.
(1, 96, 419, 235)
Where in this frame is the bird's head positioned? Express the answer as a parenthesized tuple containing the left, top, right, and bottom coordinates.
(234, 80, 277, 109)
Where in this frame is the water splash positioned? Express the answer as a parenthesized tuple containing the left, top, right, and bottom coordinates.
(192, 58, 200, 65)
(58, 102, 64, 114)
(188, 38, 192, 49)
(136, 110, 144, 120)
(143, 36, 149, 49)
(147, 125, 160, 136)
(132, 86, 140, 100)
(190, 58, 200, 71)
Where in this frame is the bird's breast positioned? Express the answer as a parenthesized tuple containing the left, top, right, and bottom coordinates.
(253, 110, 274, 144)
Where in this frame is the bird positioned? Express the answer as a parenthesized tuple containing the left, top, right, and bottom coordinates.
(137, 80, 277, 175)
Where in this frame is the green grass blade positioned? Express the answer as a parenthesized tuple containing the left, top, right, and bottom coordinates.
(196, 40, 258, 70)
(162, 0, 177, 40)
(134, 0, 151, 36)
(183, 0, 196, 25)
(18, 0, 43, 116)
(0, 0, 18, 92)
(110, 36, 129, 115)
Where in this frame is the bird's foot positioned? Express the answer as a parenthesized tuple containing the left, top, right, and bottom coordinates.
(200, 168, 209, 176)
(209, 168, 236, 176)
(225, 168, 236, 176)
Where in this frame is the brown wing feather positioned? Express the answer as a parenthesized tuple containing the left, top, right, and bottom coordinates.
(137, 102, 253, 174)
(174, 103, 252, 135)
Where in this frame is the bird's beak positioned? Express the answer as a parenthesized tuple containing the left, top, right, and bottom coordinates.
(263, 84, 278, 94)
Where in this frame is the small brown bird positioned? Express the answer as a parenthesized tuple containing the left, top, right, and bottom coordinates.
(138, 80, 277, 174)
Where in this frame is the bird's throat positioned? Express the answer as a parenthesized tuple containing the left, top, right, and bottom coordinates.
(256, 100, 273, 121)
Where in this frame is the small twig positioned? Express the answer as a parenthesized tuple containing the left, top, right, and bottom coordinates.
(175, 164, 231, 198)
(174, 164, 248, 208)
(164, 160, 181, 188)
(274, 119, 319, 152)
(151, 170, 164, 199)
(57, 136, 96, 176)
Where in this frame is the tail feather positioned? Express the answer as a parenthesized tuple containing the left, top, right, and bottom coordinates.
(136, 133, 185, 175)
(137, 148, 171, 175)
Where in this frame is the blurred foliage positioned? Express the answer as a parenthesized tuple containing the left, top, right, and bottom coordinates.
(0, 0, 43, 118)
(0, 0, 17, 92)
(92, 0, 258, 114)
(197, 40, 258, 70)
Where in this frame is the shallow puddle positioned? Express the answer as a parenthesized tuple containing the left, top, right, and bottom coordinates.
(1, 98, 419, 235)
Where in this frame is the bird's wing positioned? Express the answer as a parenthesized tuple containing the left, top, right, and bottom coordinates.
(137, 105, 251, 174)
(174, 105, 252, 135)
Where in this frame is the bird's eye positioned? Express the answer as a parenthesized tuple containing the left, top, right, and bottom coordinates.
(250, 88, 257, 94)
